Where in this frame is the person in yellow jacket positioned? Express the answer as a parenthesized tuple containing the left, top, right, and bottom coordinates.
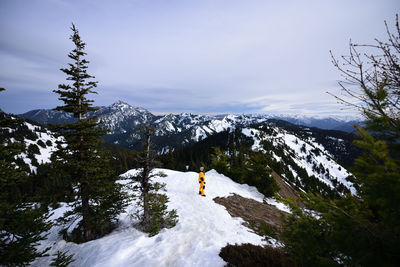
(198, 166, 206, 197)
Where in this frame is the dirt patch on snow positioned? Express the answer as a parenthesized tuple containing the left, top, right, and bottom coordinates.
(214, 172, 302, 235)
(272, 171, 304, 208)
(213, 193, 289, 234)
(272, 171, 299, 200)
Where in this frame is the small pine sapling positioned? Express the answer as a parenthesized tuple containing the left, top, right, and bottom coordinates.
(129, 121, 178, 236)
(50, 250, 75, 267)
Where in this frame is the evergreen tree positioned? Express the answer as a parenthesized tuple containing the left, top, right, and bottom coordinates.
(50, 250, 75, 267)
(52, 24, 126, 242)
(130, 121, 178, 236)
(210, 145, 278, 197)
(330, 14, 400, 158)
(210, 146, 230, 174)
(246, 153, 278, 197)
(0, 90, 52, 265)
(281, 15, 400, 266)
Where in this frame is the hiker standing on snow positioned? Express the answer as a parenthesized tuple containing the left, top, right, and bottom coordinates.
(199, 167, 206, 197)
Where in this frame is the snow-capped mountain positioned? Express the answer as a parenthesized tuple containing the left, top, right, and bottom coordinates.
(154, 112, 213, 136)
(19, 101, 154, 134)
(94, 101, 154, 134)
(16, 100, 361, 167)
(241, 126, 356, 195)
(19, 101, 361, 150)
(265, 114, 361, 132)
(5, 103, 358, 196)
(19, 108, 75, 125)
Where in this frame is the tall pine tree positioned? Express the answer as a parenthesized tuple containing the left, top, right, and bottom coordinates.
(52, 24, 126, 243)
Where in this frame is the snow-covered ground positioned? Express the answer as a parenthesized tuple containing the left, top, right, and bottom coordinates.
(31, 169, 285, 267)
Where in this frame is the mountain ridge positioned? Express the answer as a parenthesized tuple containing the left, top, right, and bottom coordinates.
(19, 100, 361, 131)
(3, 102, 358, 198)
(18, 101, 361, 151)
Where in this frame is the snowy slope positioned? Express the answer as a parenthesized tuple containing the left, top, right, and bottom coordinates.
(19, 122, 64, 173)
(31, 169, 287, 267)
(241, 127, 356, 194)
(189, 114, 265, 142)
(0, 115, 64, 173)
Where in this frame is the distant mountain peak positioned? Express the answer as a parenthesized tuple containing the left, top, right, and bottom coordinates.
(110, 100, 132, 108)
(108, 101, 150, 114)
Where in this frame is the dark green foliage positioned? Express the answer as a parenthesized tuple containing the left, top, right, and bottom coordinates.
(37, 139, 46, 148)
(246, 153, 279, 197)
(160, 128, 252, 172)
(138, 189, 178, 237)
(130, 122, 178, 236)
(211, 147, 278, 197)
(28, 143, 40, 155)
(0, 103, 52, 265)
(51, 24, 127, 243)
(33, 161, 75, 206)
(281, 118, 400, 264)
(330, 15, 400, 158)
(300, 144, 306, 153)
(16, 140, 137, 210)
(281, 165, 399, 267)
(53, 24, 98, 117)
(0, 202, 51, 266)
(46, 139, 52, 146)
(50, 250, 75, 267)
(281, 194, 344, 266)
(210, 147, 230, 174)
(256, 220, 278, 244)
(0, 113, 40, 146)
(100, 142, 140, 174)
(219, 243, 297, 267)
(52, 140, 127, 243)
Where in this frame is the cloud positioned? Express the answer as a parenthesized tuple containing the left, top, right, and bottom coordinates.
(0, 0, 398, 115)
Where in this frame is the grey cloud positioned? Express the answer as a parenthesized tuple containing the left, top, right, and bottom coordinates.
(0, 0, 398, 116)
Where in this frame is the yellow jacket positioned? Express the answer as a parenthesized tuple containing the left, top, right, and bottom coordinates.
(198, 172, 205, 184)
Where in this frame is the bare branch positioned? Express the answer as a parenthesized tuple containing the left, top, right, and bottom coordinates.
(329, 14, 400, 138)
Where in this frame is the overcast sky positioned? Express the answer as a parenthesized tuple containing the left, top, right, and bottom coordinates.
(0, 0, 398, 116)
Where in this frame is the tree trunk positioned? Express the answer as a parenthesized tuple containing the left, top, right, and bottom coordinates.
(81, 182, 91, 241)
(143, 189, 150, 227)
(142, 133, 151, 227)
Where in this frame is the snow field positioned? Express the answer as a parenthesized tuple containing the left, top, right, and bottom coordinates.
(31, 169, 278, 267)
(241, 127, 356, 194)
(6, 121, 64, 173)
